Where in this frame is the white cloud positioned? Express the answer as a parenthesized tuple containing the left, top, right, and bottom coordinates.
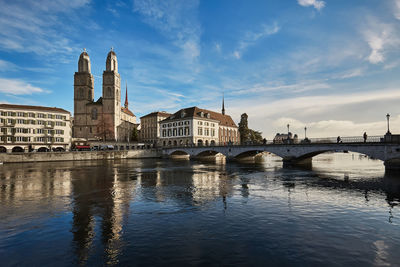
(363, 19, 399, 64)
(0, 0, 90, 57)
(394, 0, 400, 20)
(0, 78, 48, 95)
(234, 22, 280, 59)
(226, 88, 400, 138)
(297, 0, 325, 10)
(133, 0, 201, 62)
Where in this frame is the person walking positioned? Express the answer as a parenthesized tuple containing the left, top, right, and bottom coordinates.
(337, 136, 341, 144)
(363, 132, 367, 143)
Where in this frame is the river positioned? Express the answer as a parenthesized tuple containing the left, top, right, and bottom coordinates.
(0, 152, 399, 266)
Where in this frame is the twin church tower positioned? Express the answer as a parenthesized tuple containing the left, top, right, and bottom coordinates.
(73, 49, 136, 142)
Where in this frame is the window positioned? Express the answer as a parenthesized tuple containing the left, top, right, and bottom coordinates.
(211, 129, 215, 137)
(17, 112, 24, 117)
(28, 113, 35, 117)
(162, 129, 166, 137)
(16, 119, 24, 124)
(198, 121, 202, 125)
(173, 122, 177, 127)
(37, 129, 44, 134)
(198, 127, 203, 135)
(38, 120, 44, 125)
(7, 136, 13, 142)
(184, 121, 190, 125)
(91, 108, 98, 120)
(205, 128, 209, 136)
(37, 113, 44, 118)
(168, 129, 171, 137)
(173, 128, 177, 136)
(185, 127, 189, 136)
(168, 123, 172, 127)
(178, 128, 183, 136)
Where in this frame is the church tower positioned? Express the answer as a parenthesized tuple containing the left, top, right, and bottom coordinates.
(73, 49, 94, 138)
(102, 48, 121, 141)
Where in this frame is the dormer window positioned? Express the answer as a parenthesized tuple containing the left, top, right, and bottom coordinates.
(199, 111, 204, 117)
(181, 111, 186, 118)
(206, 113, 210, 118)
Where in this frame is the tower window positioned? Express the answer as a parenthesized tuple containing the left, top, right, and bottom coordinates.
(91, 108, 98, 120)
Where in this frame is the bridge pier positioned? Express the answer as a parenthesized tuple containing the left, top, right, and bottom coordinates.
(282, 157, 312, 167)
(384, 159, 400, 171)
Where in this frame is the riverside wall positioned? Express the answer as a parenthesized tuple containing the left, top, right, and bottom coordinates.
(0, 149, 162, 164)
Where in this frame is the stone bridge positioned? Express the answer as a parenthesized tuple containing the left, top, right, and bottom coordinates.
(162, 143, 400, 170)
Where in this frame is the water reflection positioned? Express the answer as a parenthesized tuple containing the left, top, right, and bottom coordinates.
(0, 153, 399, 266)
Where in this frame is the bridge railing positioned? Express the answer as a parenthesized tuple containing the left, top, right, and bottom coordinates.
(305, 135, 384, 144)
(161, 135, 392, 149)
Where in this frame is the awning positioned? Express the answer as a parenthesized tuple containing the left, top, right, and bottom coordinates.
(76, 145, 90, 149)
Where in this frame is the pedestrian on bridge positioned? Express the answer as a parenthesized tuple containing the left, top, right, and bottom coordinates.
(363, 132, 367, 143)
(337, 136, 341, 143)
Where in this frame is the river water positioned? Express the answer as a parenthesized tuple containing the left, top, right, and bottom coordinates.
(0, 152, 399, 266)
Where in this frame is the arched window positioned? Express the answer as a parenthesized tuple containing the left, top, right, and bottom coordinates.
(91, 108, 97, 120)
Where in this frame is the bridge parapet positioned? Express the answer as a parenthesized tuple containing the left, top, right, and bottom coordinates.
(162, 140, 400, 171)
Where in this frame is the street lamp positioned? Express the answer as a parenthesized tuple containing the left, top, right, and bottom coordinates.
(386, 113, 391, 134)
(287, 124, 290, 134)
(304, 127, 307, 139)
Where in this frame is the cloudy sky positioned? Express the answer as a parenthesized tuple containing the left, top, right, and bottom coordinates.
(0, 0, 400, 139)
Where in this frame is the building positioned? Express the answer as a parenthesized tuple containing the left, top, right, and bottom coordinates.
(139, 111, 171, 145)
(73, 48, 136, 142)
(273, 132, 298, 144)
(0, 104, 71, 152)
(159, 106, 239, 147)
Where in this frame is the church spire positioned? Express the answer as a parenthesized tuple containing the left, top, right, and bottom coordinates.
(222, 92, 225, 115)
(124, 82, 128, 108)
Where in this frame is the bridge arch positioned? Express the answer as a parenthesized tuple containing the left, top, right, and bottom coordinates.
(0, 146, 6, 153)
(170, 150, 190, 156)
(12, 146, 24, 153)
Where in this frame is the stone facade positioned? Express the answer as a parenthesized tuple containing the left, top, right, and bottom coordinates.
(159, 106, 239, 147)
(0, 104, 71, 152)
(139, 111, 171, 145)
(73, 49, 136, 142)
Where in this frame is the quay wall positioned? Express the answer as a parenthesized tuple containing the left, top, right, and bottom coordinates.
(0, 149, 162, 164)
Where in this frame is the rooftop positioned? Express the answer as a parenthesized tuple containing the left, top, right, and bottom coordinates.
(0, 104, 70, 114)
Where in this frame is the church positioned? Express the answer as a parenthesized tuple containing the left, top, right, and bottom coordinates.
(73, 49, 136, 142)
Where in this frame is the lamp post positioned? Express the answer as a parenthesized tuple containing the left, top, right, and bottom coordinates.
(287, 124, 290, 135)
(304, 127, 307, 139)
(386, 113, 391, 134)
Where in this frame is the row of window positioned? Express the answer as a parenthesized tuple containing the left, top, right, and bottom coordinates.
(0, 119, 67, 126)
(197, 127, 216, 137)
(197, 121, 215, 127)
(1, 128, 64, 135)
(162, 121, 190, 128)
(0, 111, 66, 120)
(0, 136, 64, 142)
(162, 127, 190, 137)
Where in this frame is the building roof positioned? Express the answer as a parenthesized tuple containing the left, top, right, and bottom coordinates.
(162, 106, 237, 127)
(140, 111, 172, 119)
(0, 103, 70, 114)
(121, 107, 135, 117)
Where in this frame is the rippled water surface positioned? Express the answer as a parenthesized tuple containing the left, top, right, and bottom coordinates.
(1, 153, 400, 266)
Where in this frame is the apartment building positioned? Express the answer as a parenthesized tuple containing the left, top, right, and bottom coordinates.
(0, 104, 71, 152)
(139, 111, 171, 145)
(159, 106, 239, 147)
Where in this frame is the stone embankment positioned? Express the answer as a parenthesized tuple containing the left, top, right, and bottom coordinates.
(0, 149, 162, 164)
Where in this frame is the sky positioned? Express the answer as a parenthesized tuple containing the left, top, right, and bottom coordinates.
(1, 0, 400, 139)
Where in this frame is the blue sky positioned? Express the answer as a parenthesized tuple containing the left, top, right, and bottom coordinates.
(1, 0, 400, 138)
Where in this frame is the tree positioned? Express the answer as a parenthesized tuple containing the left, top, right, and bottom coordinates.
(238, 113, 263, 144)
(238, 113, 250, 144)
(131, 127, 138, 142)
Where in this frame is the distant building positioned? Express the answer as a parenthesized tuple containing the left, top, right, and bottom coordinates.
(73, 49, 136, 142)
(159, 106, 239, 147)
(273, 132, 298, 144)
(0, 104, 71, 152)
(139, 111, 171, 145)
